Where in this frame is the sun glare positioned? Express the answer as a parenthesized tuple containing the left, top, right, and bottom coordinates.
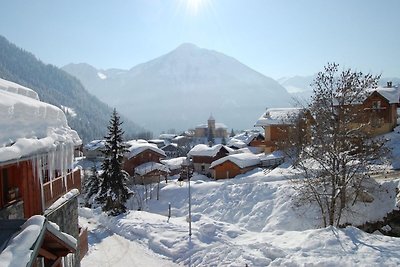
(186, 0, 206, 16)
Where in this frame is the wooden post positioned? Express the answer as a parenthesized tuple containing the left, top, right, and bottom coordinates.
(167, 202, 171, 222)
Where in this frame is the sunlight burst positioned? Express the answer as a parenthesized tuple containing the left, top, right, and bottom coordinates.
(185, 0, 207, 16)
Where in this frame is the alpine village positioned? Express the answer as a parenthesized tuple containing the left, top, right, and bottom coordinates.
(1, 4, 400, 266)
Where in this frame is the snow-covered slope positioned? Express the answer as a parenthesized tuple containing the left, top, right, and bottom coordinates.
(79, 165, 400, 266)
(63, 44, 293, 133)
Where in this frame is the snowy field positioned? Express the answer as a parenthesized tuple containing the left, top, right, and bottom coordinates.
(79, 163, 400, 266)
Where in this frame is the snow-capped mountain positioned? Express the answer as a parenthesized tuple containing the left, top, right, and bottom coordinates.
(63, 43, 293, 134)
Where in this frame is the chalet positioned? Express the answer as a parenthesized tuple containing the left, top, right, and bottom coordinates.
(123, 140, 167, 176)
(161, 157, 187, 176)
(134, 162, 170, 184)
(83, 139, 105, 159)
(209, 153, 261, 179)
(161, 143, 179, 159)
(254, 108, 306, 153)
(227, 131, 265, 150)
(194, 115, 228, 144)
(0, 78, 87, 266)
(188, 144, 232, 176)
(355, 84, 400, 136)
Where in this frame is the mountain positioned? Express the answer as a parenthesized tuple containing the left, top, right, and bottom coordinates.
(63, 43, 293, 133)
(0, 35, 143, 143)
(277, 75, 315, 93)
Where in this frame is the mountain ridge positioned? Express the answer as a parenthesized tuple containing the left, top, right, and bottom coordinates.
(63, 43, 293, 133)
(0, 35, 143, 143)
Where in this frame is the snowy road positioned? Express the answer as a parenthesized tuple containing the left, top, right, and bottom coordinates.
(80, 216, 179, 267)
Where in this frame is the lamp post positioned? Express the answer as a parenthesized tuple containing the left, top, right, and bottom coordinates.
(186, 158, 192, 236)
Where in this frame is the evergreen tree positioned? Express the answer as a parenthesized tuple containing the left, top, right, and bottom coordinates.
(97, 109, 131, 216)
(229, 129, 235, 138)
(83, 165, 101, 208)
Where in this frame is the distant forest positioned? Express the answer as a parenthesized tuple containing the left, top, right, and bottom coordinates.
(0, 35, 145, 143)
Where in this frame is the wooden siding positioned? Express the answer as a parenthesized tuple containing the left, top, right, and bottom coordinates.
(1, 161, 81, 218)
(123, 149, 166, 176)
(212, 160, 258, 180)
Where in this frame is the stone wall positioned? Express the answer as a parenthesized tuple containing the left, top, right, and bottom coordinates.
(45, 192, 80, 267)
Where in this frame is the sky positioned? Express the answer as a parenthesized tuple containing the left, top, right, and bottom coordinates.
(0, 0, 399, 79)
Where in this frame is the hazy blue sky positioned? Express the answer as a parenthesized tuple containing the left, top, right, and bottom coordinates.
(0, 0, 399, 79)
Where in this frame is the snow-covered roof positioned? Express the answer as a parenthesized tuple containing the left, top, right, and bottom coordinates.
(259, 151, 285, 161)
(161, 143, 178, 150)
(0, 78, 39, 100)
(254, 108, 303, 127)
(188, 144, 232, 157)
(0, 215, 76, 267)
(0, 80, 81, 163)
(159, 134, 177, 140)
(161, 157, 187, 170)
(196, 122, 228, 129)
(126, 140, 166, 159)
(228, 131, 264, 148)
(210, 153, 261, 169)
(84, 140, 106, 151)
(372, 87, 400, 104)
(135, 162, 170, 176)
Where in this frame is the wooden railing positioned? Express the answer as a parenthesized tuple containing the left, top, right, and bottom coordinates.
(43, 169, 81, 209)
(79, 226, 88, 260)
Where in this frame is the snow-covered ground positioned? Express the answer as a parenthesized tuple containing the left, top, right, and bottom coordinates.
(79, 162, 400, 266)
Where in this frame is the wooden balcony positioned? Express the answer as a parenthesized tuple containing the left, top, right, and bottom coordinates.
(43, 169, 81, 209)
(79, 226, 88, 260)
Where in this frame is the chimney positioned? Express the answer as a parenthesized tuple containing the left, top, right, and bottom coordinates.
(387, 81, 392, 88)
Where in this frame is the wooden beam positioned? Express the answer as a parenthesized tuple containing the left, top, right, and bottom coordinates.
(50, 257, 62, 267)
(39, 247, 57, 260)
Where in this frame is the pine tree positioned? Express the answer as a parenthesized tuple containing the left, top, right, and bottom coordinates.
(83, 165, 101, 208)
(96, 109, 131, 216)
(229, 129, 235, 138)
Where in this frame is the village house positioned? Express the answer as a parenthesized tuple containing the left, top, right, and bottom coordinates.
(161, 143, 179, 159)
(123, 140, 167, 178)
(254, 108, 307, 153)
(161, 157, 187, 176)
(188, 144, 232, 176)
(209, 153, 261, 179)
(0, 79, 87, 266)
(354, 83, 400, 136)
(83, 139, 105, 160)
(227, 130, 265, 150)
(194, 115, 228, 144)
(134, 162, 170, 185)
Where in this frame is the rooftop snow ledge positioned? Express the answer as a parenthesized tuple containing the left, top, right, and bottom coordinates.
(0, 80, 81, 163)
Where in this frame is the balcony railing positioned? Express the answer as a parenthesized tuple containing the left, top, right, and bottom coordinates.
(43, 169, 81, 209)
(79, 226, 88, 260)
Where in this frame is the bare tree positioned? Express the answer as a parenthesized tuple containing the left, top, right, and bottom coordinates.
(282, 63, 387, 227)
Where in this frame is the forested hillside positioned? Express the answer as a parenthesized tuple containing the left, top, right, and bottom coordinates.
(0, 35, 142, 143)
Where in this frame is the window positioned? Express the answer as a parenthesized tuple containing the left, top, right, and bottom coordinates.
(372, 101, 381, 110)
